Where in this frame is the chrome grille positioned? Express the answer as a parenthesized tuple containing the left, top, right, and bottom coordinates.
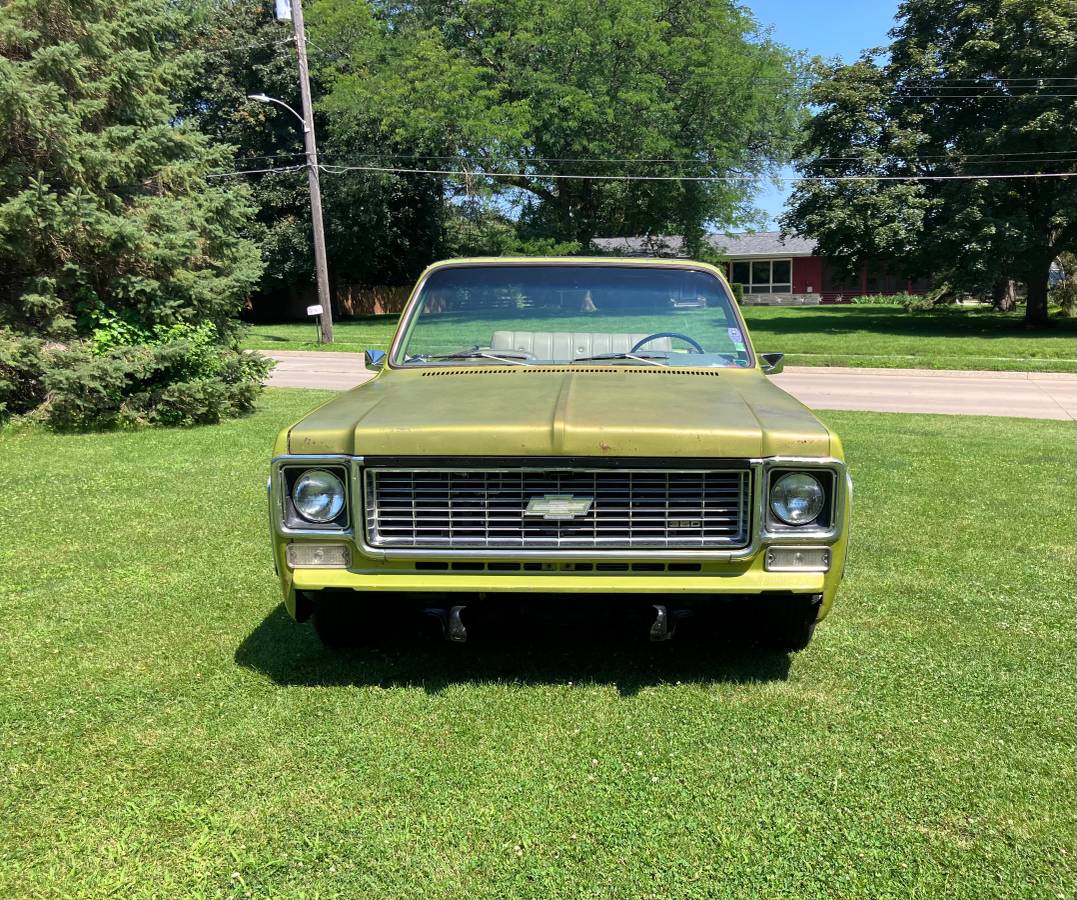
(363, 467, 751, 550)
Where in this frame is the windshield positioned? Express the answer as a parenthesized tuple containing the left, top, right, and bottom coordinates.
(393, 264, 753, 368)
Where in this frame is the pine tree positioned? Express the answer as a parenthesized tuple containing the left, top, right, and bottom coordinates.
(0, 0, 264, 338)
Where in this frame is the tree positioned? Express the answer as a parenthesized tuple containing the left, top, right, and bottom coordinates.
(308, 0, 804, 253)
(175, 0, 447, 309)
(782, 0, 1077, 326)
(0, 0, 268, 427)
(0, 0, 264, 336)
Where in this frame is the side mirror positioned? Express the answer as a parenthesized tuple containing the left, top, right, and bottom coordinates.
(760, 352, 784, 375)
(364, 349, 386, 371)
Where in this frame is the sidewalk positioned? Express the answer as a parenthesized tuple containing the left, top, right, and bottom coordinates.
(262, 351, 1076, 421)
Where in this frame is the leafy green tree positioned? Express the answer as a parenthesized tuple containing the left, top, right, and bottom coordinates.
(176, 0, 447, 305)
(0, 0, 264, 336)
(782, 0, 1077, 326)
(308, 0, 804, 253)
(174, 0, 314, 298)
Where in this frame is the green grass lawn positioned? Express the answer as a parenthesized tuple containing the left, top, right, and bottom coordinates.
(241, 304, 1077, 372)
(1, 392, 1073, 896)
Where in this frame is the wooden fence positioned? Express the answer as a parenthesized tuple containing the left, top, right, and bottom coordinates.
(335, 284, 412, 317)
(275, 284, 412, 320)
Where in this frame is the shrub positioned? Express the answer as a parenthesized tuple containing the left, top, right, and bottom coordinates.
(900, 293, 940, 311)
(0, 2, 265, 432)
(852, 292, 952, 311)
(852, 294, 902, 305)
(0, 327, 271, 431)
(0, 329, 48, 417)
(852, 293, 924, 307)
(730, 282, 745, 302)
(42, 339, 271, 430)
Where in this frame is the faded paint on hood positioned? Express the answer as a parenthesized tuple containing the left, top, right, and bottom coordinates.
(286, 367, 831, 459)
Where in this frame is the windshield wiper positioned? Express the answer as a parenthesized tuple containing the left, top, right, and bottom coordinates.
(408, 349, 532, 366)
(571, 352, 670, 366)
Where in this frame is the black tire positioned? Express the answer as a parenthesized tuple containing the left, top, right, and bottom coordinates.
(756, 594, 822, 653)
(311, 591, 367, 649)
(311, 592, 420, 649)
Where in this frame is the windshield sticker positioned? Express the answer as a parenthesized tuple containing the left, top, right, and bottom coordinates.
(727, 327, 743, 344)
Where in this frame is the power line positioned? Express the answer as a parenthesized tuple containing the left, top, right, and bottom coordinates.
(662, 76, 1077, 86)
(207, 162, 1077, 182)
(308, 150, 1077, 166)
(207, 163, 306, 179)
(815, 149, 1077, 159)
(882, 93, 1077, 99)
(320, 164, 1077, 182)
(677, 75, 1077, 83)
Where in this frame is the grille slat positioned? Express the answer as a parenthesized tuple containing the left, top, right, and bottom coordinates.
(364, 466, 751, 550)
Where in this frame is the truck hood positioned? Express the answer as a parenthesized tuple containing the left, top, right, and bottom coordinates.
(286, 367, 831, 459)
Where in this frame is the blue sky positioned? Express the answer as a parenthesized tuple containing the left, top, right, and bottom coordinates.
(743, 0, 901, 229)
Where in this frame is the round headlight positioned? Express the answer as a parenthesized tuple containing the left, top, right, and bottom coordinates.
(770, 472, 825, 525)
(292, 469, 346, 523)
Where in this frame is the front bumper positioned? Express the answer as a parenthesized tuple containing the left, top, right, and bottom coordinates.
(272, 531, 849, 623)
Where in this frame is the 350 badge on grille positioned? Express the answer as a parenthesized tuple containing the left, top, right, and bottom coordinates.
(525, 494, 594, 520)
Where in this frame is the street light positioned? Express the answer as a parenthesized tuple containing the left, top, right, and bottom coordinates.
(246, 94, 309, 133)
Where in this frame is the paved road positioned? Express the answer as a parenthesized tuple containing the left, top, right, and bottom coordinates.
(263, 350, 1076, 421)
(770, 366, 1075, 421)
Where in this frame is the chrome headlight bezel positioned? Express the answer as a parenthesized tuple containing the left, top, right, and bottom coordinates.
(279, 463, 351, 530)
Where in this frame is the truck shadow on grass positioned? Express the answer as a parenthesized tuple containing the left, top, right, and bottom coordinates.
(235, 604, 792, 697)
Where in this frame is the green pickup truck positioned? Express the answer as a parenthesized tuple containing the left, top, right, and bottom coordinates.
(268, 258, 851, 651)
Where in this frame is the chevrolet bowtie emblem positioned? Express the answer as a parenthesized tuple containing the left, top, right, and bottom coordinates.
(525, 494, 594, 520)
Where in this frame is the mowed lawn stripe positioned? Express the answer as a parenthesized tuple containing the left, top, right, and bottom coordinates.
(0, 392, 1073, 897)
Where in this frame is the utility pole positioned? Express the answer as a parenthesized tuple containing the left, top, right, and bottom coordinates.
(280, 0, 333, 343)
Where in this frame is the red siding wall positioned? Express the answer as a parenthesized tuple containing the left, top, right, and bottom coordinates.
(792, 256, 822, 295)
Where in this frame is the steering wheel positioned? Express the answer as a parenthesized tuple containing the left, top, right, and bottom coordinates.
(631, 332, 705, 354)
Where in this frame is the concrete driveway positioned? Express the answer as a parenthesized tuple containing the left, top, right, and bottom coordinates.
(263, 350, 1076, 421)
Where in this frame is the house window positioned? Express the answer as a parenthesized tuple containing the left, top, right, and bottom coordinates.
(729, 258, 792, 294)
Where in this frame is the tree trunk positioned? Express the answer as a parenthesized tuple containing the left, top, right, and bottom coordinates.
(1023, 264, 1051, 327)
(991, 277, 1016, 312)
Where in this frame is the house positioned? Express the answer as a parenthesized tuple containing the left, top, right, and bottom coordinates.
(591, 232, 931, 303)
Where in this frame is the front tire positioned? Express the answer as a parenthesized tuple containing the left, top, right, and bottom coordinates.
(756, 594, 822, 653)
(311, 591, 368, 649)
(311, 592, 422, 649)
